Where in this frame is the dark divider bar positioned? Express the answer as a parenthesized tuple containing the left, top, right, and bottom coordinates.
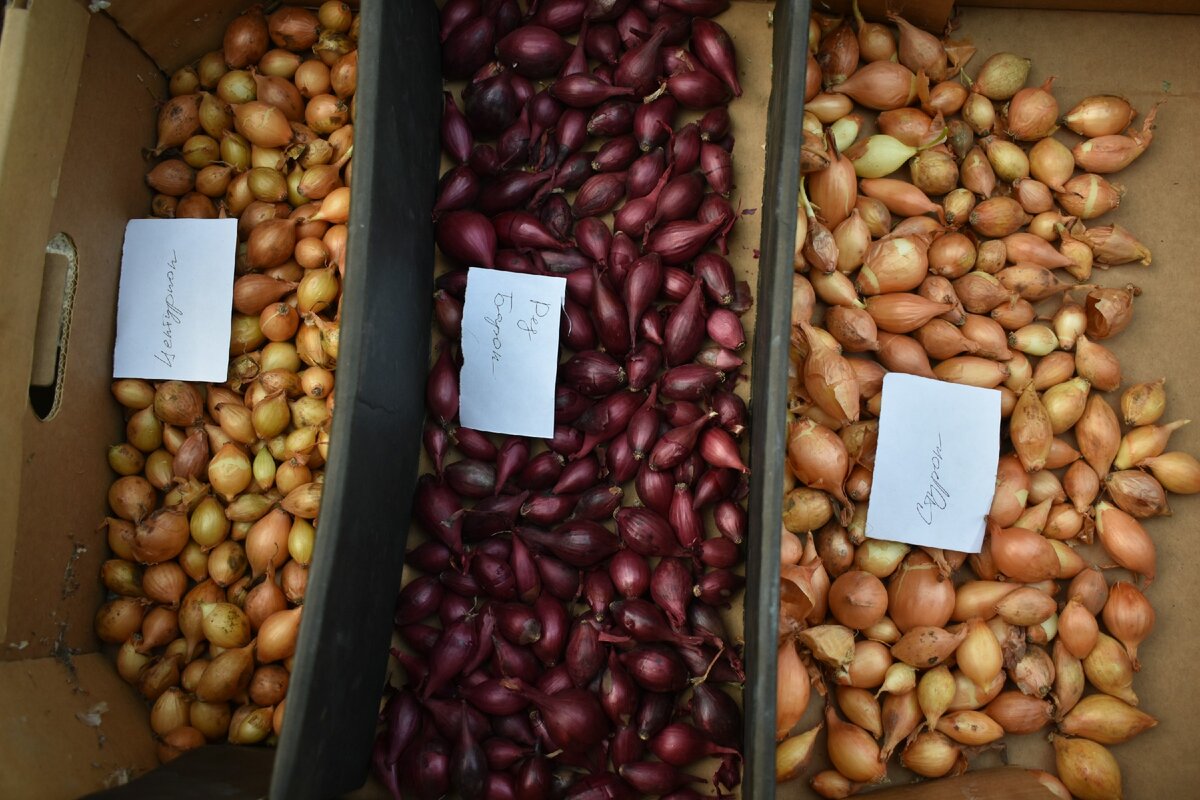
(744, 1, 809, 798)
(271, 1, 442, 798)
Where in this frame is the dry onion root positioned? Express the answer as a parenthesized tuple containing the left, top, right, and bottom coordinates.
(99, 1, 356, 761)
(779, 7, 1178, 798)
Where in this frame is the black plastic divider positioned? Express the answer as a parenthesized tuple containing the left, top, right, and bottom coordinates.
(270, 1, 442, 799)
(744, 1, 810, 798)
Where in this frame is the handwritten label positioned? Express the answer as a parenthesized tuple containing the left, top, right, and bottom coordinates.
(865, 373, 1001, 553)
(460, 268, 566, 438)
(113, 219, 238, 382)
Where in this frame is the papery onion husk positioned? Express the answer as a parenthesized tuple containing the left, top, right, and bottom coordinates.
(1093, 501, 1156, 585)
(830, 61, 917, 111)
(878, 688, 922, 761)
(1115, 419, 1189, 471)
(1102, 580, 1155, 669)
(985, 690, 1053, 734)
(1005, 76, 1059, 140)
(972, 52, 1032, 101)
(1063, 94, 1136, 137)
(1104, 469, 1170, 518)
(901, 730, 962, 778)
(1056, 173, 1123, 220)
(990, 525, 1059, 582)
(887, 551, 955, 632)
(1052, 734, 1124, 800)
(776, 723, 823, 783)
(1059, 693, 1157, 744)
(916, 664, 955, 732)
(891, 625, 967, 668)
(1121, 378, 1167, 427)
(1053, 640, 1085, 718)
(935, 709, 1005, 745)
(1082, 631, 1138, 706)
(1076, 392, 1122, 477)
(776, 640, 812, 740)
(824, 705, 886, 784)
(798, 322, 860, 427)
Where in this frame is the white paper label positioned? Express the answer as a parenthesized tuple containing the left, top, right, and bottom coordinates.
(865, 373, 1001, 553)
(459, 268, 567, 438)
(112, 219, 238, 382)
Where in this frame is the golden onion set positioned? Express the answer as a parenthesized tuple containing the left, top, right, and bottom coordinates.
(778, 6, 1187, 799)
(96, 3, 356, 763)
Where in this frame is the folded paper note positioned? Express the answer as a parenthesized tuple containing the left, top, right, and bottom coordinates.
(865, 373, 1001, 553)
(460, 268, 567, 438)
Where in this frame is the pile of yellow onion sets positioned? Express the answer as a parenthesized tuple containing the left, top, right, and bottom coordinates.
(778, 5, 1184, 799)
(96, 2, 356, 763)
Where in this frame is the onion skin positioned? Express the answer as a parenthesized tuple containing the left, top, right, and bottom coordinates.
(1053, 735, 1123, 800)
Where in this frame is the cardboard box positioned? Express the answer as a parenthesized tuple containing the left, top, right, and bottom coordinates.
(0, 2, 440, 798)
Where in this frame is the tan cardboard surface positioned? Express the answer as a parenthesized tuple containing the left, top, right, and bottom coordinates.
(6, 10, 161, 663)
(0, 653, 158, 798)
(0, 0, 89, 648)
(781, 6, 1200, 798)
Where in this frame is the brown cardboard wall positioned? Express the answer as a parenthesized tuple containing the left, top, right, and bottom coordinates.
(0, 655, 158, 798)
(0, 0, 89, 649)
(7, 10, 163, 663)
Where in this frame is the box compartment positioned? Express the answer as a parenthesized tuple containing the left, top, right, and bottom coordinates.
(0, 1, 441, 798)
(773, 3, 1200, 799)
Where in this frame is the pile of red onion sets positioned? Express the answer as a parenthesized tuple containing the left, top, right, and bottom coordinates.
(371, 1, 757, 799)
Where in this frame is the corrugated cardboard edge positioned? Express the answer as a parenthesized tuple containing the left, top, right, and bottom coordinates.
(0, 0, 89, 646)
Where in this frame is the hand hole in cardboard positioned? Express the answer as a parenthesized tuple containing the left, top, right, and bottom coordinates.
(28, 233, 77, 421)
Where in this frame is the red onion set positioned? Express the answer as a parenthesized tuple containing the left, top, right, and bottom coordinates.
(375, 1, 754, 798)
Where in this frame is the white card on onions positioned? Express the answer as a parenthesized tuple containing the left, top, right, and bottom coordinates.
(459, 268, 566, 438)
(864, 373, 1002, 553)
(113, 218, 238, 382)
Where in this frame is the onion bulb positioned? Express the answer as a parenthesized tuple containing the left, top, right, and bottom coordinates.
(1052, 735, 1123, 800)
(256, 606, 303, 663)
(887, 552, 955, 632)
(824, 705, 886, 784)
(1102, 581, 1155, 669)
(776, 641, 812, 740)
(828, 571, 887, 630)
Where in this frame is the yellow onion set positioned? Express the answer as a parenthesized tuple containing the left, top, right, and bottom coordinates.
(779, 5, 1182, 798)
(97, 2, 356, 764)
